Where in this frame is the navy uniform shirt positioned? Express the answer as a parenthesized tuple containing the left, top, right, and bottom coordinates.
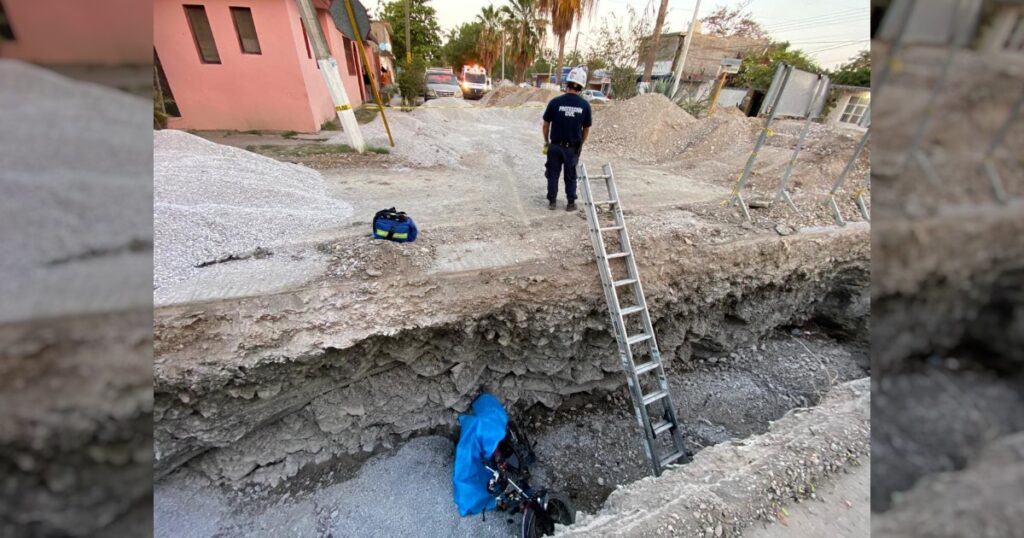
(543, 93, 592, 145)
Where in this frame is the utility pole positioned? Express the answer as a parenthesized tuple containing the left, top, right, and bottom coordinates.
(342, 0, 394, 147)
(295, 0, 365, 152)
(404, 0, 411, 64)
(670, 0, 702, 99)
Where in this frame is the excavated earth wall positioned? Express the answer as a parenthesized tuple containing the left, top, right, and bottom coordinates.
(153, 225, 869, 487)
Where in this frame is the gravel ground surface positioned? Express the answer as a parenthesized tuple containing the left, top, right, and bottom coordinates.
(744, 462, 869, 537)
(153, 130, 353, 300)
(154, 327, 867, 537)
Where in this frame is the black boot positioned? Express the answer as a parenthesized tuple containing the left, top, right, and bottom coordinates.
(566, 201, 577, 211)
(548, 200, 557, 210)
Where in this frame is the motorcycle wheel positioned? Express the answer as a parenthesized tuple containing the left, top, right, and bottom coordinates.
(521, 492, 575, 538)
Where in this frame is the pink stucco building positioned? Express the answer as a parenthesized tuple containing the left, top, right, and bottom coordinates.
(0, 0, 150, 64)
(154, 0, 368, 133)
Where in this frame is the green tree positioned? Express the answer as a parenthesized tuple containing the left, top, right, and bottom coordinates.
(733, 42, 822, 91)
(476, 5, 505, 75)
(830, 50, 870, 87)
(442, 22, 484, 70)
(380, 0, 443, 63)
(501, 0, 547, 82)
(396, 54, 427, 106)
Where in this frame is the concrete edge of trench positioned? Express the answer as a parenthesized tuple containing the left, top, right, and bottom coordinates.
(556, 377, 871, 537)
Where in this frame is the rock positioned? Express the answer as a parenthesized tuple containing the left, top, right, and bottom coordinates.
(366, 268, 383, 277)
(747, 198, 771, 209)
(715, 524, 723, 537)
(775, 224, 796, 236)
(740, 221, 755, 230)
(597, 477, 605, 486)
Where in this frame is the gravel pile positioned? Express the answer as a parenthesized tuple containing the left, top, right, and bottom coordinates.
(154, 130, 353, 290)
(0, 59, 152, 322)
(480, 86, 560, 107)
(589, 93, 699, 163)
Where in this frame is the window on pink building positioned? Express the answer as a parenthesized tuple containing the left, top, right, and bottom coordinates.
(343, 36, 357, 76)
(230, 7, 261, 54)
(184, 5, 221, 64)
(0, 0, 15, 40)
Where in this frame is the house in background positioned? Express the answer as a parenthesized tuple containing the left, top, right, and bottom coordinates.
(154, 0, 368, 133)
(369, 20, 395, 86)
(0, 0, 150, 64)
(638, 25, 770, 95)
(827, 84, 871, 129)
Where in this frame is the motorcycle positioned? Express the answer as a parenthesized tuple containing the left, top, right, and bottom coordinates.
(482, 423, 576, 538)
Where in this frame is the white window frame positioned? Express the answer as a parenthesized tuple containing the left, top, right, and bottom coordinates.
(840, 95, 869, 125)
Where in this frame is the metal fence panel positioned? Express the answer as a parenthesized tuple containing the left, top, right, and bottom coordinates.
(759, 65, 829, 118)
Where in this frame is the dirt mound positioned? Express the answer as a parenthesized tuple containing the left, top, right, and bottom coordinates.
(480, 86, 560, 107)
(589, 93, 699, 163)
(679, 110, 763, 161)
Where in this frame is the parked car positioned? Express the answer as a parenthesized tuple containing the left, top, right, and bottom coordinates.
(424, 68, 463, 100)
(582, 89, 610, 103)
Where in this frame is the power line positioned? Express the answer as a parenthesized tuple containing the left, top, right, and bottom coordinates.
(761, 8, 868, 31)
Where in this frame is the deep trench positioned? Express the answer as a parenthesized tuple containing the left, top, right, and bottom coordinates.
(154, 259, 869, 484)
(871, 263, 1024, 513)
(153, 257, 871, 537)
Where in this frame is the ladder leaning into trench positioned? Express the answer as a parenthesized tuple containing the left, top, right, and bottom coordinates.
(578, 162, 690, 477)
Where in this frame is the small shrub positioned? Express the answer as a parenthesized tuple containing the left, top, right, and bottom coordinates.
(282, 130, 299, 139)
(610, 66, 638, 100)
(396, 55, 427, 107)
(242, 129, 263, 136)
(320, 119, 340, 131)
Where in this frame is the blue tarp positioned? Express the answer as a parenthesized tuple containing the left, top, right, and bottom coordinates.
(453, 393, 508, 516)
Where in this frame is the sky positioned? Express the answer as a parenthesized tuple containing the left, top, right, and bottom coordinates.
(368, 0, 870, 69)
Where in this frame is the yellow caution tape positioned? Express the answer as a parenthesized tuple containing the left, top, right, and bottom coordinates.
(765, 128, 774, 137)
(335, 104, 353, 112)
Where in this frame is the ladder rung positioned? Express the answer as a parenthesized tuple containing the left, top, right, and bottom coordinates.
(594, 200, 617, 206)
(620, 305, 644, 316)
(627, 333, 652, 346)
(605, 252, 630, 259)
(642, 389, 668, 406)
(613, 278, 638, 288)
(599, 225, 623, 232)
(589, 174, 610, 180)
(634, 361, 659, 375)
(659, 450, 686, 468)
(651, 419, 674, 437)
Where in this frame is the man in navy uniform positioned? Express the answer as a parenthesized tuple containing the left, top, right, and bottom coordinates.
(542, 67, 592, 211)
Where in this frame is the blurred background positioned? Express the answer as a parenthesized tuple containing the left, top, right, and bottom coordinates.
(870, 0, 1024, 535)
(0, 0, 153, 535)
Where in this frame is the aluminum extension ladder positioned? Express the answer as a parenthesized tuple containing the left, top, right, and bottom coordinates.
(578, 162, 689, 476)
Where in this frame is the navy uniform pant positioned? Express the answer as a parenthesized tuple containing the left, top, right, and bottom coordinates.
(544, 144, 579, 203)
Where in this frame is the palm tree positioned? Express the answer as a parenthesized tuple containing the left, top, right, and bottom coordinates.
(476, 5, 504, 75)
(538, 0, 596, 85)
(501, 0, 547, 83)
